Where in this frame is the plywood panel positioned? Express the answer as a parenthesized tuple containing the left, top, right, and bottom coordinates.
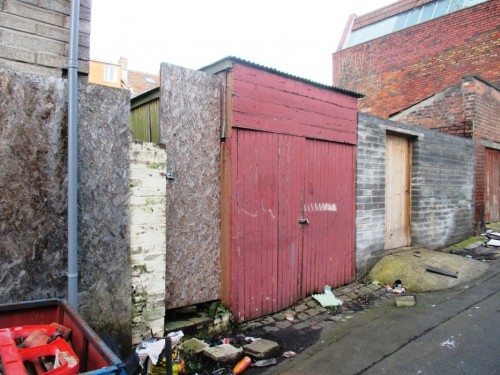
(385, 134, 411, 249)
(160, 63, 222, 308)
(485, 148, 500, 223)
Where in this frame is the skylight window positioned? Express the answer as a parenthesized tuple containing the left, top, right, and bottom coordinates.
(345, 0, 489, 48)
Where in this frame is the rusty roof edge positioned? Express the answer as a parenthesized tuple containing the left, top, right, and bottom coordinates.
(200, 56, 364, 98)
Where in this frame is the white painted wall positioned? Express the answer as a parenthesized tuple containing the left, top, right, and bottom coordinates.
(130, 141, 167, 344)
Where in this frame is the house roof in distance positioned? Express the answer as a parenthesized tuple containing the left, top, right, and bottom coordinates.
(126, 69, 160, 97)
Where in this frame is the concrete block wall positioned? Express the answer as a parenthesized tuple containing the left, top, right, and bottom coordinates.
(0, 0, 91, 77)
(130, 141, 167, 345)
(356, 114, 475, 272)
(333, 0, 500, 118)
(356, 116, 387, 273)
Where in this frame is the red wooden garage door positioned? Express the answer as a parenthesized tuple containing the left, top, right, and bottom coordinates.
(230, 129, 355, 322)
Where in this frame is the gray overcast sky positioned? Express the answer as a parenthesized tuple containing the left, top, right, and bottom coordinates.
(90, 0, 395, 85)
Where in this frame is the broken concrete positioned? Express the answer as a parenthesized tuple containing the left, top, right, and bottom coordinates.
(203, 344, 242, 362)
(243, 339, 279, 359)
(178, 338, 209, 354)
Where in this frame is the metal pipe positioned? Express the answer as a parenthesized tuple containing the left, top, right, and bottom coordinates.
(67, 0, 81, 311)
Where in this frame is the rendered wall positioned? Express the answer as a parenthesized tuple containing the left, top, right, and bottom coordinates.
(160, 63, 222, 309)
(356, 114, 475, 272)
(129, 141, 167, 345)
(392, 76, 500, 230)
(332, 0, 500, 118)
(0, 68, 131, 351)
(0, 0, 91, 77)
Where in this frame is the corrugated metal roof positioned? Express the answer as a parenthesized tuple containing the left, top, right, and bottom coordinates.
(200, 56, 364, 98)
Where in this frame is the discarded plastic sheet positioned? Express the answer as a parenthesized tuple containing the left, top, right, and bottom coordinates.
(487, 239, 500, 247)
(312, 292, 343, 307)
(136, 338, 165, 366)
(253, 358, 277, 367)
(283, 351, 296, 358)
(481, 230, 500, 240)
(312, 293, 343, 307)
(136, 330, 184, 367)
(167, 330, 184, 347)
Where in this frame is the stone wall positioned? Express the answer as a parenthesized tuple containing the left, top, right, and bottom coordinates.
(0, 0, 91, 77)
(356, 114, 475, 272)
(129, 141, 167, 345)
(0, 68, 131, 351)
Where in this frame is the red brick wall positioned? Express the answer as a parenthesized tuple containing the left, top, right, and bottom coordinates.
(392, 82, 473, 137)
(466, 78, 500, 229)
(392, 76, 500, 231)
(333, 0, 500, 118)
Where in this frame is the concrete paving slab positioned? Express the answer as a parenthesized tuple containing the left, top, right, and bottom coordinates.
(203, 344, 242, 362)
(178, 338, 209, 354)
(243, 339, 280, 359)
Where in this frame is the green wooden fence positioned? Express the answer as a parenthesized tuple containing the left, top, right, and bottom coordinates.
(130, 88, 160, 142)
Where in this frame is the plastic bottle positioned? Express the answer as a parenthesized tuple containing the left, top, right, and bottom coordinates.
(233, 356, 252, 374)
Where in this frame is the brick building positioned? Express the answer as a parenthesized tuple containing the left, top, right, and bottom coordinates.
(332, 0, 499, 118)
(392, 76, 500, 230)
(334, 0, 500, 231)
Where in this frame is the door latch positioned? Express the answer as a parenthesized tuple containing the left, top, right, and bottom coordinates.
(298, 218, 309, 224)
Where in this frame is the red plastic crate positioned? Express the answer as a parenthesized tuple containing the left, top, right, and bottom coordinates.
(0, 325, 79, 375)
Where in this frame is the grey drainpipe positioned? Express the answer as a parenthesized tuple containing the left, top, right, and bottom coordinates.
(67, 0, 80, 311)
